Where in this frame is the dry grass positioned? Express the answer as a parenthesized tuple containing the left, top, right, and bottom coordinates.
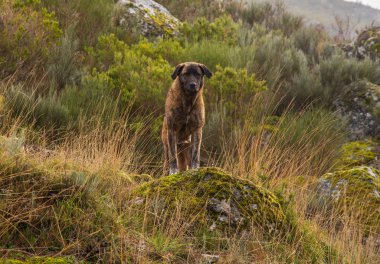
(1, 82, 380, 263)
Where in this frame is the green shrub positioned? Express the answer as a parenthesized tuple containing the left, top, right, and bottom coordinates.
(41, 0, 114, 47)
(85, 34, 172, 111)
(242, 2, 303, 37)
(207, 65, 267, 115)
(179, 41, 241, 71)
(3, 86, 70, 129)
(285, 66, 323, 107)
(0, 0, 62, 80)
(292, 25, 328, 64)
(203, 66, 267, 151)
(251, 32, 307, 89)
(48, 27, 81, 90)
(319, 55, 380, 103)
(180, 15, 239, 45)
(155, 0, 243, 21)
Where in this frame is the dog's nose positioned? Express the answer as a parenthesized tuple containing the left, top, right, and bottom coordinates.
(190, 83, 196, 89)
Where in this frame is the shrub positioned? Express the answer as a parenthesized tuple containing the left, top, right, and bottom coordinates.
(85, 34, 172, 111)
(203, 66, 267, 151)
(292, 25, 328, 64)
(0, 0, 62, 81)
(179, 41, 241, 71)
(242, 2, 303, 37)
(48, 26, 81, 90)
(155, 0, 243, 21)
(207, 65, 267, 115)
(319, 55, 380, 103)
(41, 0, 114, 47)
(251, 32, 307, 90)
(3, 85, 70, 129)
(180, 15, 239, 45)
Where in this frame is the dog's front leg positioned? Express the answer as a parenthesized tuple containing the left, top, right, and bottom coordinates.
(190, 129, 202, 169)
(168, 130, 178, 174)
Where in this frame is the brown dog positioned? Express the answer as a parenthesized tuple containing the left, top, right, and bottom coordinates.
(162, 62, 212, 175)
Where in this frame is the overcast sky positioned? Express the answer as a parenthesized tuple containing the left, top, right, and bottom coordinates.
(345, 0, 380, 10)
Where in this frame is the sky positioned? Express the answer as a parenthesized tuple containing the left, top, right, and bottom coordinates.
(345, 0, 380, 10)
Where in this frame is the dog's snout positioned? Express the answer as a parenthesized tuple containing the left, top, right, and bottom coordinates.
(190, 83, 197, 89)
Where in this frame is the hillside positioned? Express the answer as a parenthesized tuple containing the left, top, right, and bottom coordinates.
(1, 0, 380, 263)
(252, 0, 380, 35)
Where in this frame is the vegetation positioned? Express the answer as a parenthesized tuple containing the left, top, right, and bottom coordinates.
(1, 0, 380, 263)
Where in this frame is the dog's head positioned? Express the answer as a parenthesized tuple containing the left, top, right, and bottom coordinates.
(171, 62, 212, 95)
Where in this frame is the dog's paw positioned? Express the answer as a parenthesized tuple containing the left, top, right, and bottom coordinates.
(190, 163, 200, 170)
(169, 168, 178, 175)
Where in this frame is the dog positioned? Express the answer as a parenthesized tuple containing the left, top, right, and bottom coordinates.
(162, 62, 212, 175)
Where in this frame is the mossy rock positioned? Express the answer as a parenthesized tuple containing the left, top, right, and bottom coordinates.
(355, 26, 380, 59)
(135, 167, 285, 231)
(334, 81, 380, 140)
(336, 140, 380, 170)
(317, 166, 380, 232)
(0, 257, 77, 264)
(115, 0, 180, 39)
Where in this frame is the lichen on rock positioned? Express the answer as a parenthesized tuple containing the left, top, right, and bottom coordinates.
(336, 140, 380, 170)
(317, 166, 380, 231)
(134, 167, 286, 231)
(333, 81, 380, 140)
(339, 27, 380, 60)
(355, 26, 380, 60)
(115, 0, 180, 39)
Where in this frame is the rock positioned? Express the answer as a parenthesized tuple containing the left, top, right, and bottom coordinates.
(316, 166, 380, 232)
(333, 81, 380, 140)
(335, 140, 380, 170)
(115, 0, 180, 38)
(134, 167, 286, 231)
(339, 27, 380, 60)
(354, 26, 380, 60)
(201, 254, 220, 264)
(133, 168, 337, 261)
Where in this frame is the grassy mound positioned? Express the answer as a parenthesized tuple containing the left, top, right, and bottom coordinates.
(134, 167, 337, 263)
(318, 166, 380, 232)
(136, 167, 286, 231)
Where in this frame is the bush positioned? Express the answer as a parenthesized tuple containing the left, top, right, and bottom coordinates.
(179, 41, 241, 71)
(41, 0, 114, 47)
(0, 0, 62, 81)
(85, 34, 172, 111)
(180, 15, 239, 45)
(207, 65, 267, 115)
(251, 32, 307, 90)
(48, 27, 81, 90)
(319, 55, 380, 103)
(242, 2, 303, 37)
(292, 25, 328, 64)
(3, 85, 70, 129)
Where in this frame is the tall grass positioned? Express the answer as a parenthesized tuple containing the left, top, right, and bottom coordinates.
(2, 85, 380, 262)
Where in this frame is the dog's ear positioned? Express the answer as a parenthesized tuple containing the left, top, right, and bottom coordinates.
(198, 64, 212, 78)
(171, 64, 185, 80)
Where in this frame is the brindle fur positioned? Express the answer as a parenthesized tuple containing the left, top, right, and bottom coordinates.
(162, 62, 212, 175)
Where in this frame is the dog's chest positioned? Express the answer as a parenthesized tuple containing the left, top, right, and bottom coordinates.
(174, 107, 203, 135)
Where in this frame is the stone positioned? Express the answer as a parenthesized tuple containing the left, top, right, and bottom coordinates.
(115, 0, 180, 38)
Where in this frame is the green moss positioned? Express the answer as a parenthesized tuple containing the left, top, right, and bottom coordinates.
(135, 167, 337, 262)
(322, 166, 380, 231)
(336, 140, 379, 169)
(136, 167, 286, 230)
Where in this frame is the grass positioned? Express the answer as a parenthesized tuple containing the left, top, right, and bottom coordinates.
(1, 79, 380, 263)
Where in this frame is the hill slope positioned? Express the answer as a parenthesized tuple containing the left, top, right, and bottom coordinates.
(251, 0, 380, 34)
